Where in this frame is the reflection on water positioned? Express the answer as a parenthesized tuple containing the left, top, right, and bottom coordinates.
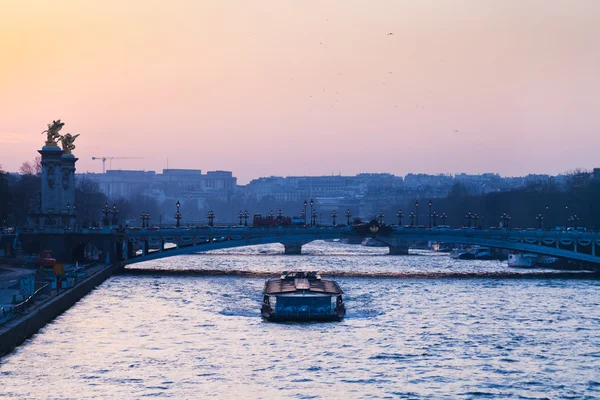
(1, 242, 599, 399)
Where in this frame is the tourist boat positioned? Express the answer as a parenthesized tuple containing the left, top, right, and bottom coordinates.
(261, 271, 346, 322)
(508, 252, 538, 267)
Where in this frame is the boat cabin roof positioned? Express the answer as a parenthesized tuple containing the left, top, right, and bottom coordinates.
(264, 271, 343, 295)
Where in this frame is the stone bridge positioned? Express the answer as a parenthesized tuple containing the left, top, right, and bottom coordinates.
(18, 225, 600, 268)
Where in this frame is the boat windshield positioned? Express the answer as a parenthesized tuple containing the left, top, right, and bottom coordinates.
(275, 296, 333, 315)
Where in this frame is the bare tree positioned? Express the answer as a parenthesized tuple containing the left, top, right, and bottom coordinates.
(19, 157, 42, 176)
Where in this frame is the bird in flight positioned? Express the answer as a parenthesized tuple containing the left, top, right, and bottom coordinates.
(387, 32, 394, 36)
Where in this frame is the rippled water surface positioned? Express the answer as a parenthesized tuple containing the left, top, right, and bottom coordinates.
(2, 242, 600, 399)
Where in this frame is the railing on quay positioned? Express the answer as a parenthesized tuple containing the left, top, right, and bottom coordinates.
(0, 261, 102, 327)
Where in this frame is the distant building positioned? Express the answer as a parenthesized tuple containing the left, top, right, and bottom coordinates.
(79, 169, 237, 200)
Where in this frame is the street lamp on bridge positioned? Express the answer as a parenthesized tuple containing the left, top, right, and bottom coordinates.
(345, 209, 352, 225)
(568, 214, 580, 229)
(396, 209, 403, 226)
(409, 211, 415, 227)
(331, 210, 338, 226)
(377, 210, 384, 225)
(311, 209, 318, 226)
(303, 200, 308, 226)
(102, 202, 110, 226)
(175, 200, 182, 228)
(428, 200, 432, 228)
(536, 213, 544, 230)
(309, 199, 314, 226)
(207, 210, 215, 227)
(243, 210, 249, 227)
(141, 212, 150, 228)
(441, 212, 447, 225)
(111, 204, 119, 226)
(473, 213, 479, 228)
(465, 211, 473, 228)
(415, 201, 419, 226)
(238, 211, 243, 226)
(432, 212, 438, 227)
(277, 209, 283, 224)
(501, 213, 511, 229)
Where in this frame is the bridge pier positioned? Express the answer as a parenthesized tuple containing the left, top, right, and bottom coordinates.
(283, 243, 303, 255)
(388, 244, 409, 255)
(374, 237, 410, 255)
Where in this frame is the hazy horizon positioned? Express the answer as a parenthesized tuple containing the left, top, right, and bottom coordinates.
(2, 0, 599, 184)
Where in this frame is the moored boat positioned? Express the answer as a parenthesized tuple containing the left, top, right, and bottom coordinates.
(508, 253, 538, 268)
(472, 246, 494, 260)
(361, 238, 386, 247)
(261, 272, 346, 322)
(450, 247, 475, 260)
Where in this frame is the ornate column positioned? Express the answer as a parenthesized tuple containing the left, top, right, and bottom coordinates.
(61, 152, 78, 229)
(38, 142, 64, 229)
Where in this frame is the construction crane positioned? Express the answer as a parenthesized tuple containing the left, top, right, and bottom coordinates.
(91, 156, 144, 173)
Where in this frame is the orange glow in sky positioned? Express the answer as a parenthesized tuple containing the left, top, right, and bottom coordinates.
(1, 0, 599, 183)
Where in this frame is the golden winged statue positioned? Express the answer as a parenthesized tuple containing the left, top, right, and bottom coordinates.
(59, 133, 80, 155)
(41, 119, 65, 146)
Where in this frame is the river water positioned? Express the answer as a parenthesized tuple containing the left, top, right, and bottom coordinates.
(2, 241, 600, 399)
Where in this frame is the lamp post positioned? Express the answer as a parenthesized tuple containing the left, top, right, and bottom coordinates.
(377, 210, 384, 225)
(466, 211, 473, 228)
(345, 209, 352, 225)
(243, 210, 249, 227)
(207, 210, 215, 227)
(111, 204, 119, 225)
(441, 212, 447, 225)
(501, 213, 511, 229)
(141, 212, 146, 228)
(309, 199, 314, 226)
(473, 213, 479, 228)
(415, 200, 419, 226)
(428, 200, 432, 228)
(569, 215, 580, 229)
(238, 211, 243, 226)
(303, 200, 308, 226)
(545, 205, 549, 230)
(432, 212, 438, 227)
(277, 209, 283, 224)
(397, 209, 403, 226)
(564, 204, 569, 228)
(409, 211, 415, 226)
(175, 200, 182, 228)
(102, 202, 110, 226)
(331, 210, 338, 226)
(536, 213, 544, 229)
(311, 209, 318, 226)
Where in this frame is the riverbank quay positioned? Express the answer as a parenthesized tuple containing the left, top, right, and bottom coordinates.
(0, 262, 119, 357)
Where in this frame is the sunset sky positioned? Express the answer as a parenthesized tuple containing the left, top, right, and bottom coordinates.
(1, 0, 599, 183)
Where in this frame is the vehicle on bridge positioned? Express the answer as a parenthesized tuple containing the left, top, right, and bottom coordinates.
(253, 213, 293, 227)
(261, 271, 346, 322)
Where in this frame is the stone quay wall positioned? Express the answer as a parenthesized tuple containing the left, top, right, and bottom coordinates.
(0, 264, 115, 357)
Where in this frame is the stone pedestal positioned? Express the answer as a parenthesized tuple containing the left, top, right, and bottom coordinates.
(28, 145, 77, 230)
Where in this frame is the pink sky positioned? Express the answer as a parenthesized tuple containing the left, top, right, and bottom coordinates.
(1, 0, 599, 184)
